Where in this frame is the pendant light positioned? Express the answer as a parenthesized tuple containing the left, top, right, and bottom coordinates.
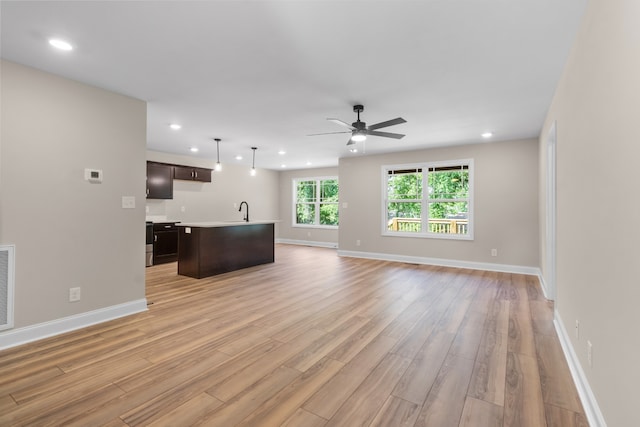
(214, 138, 222, 171)
(250, 147, 257, 176)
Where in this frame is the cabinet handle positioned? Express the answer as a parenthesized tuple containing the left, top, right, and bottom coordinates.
(164, 225, 171, 229)
(154, 235, 157, 242)
(191, 170, 194, 178)
(146, 188, 149, 195)
(195, 171, 198, 178)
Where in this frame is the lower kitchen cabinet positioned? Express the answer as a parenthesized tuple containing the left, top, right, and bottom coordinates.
(153, 222, 179, 265)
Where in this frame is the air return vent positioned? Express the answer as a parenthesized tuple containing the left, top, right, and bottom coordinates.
(0, 246, 15, 331)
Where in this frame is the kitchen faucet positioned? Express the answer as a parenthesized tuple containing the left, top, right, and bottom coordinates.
(238, 201, 249, 222)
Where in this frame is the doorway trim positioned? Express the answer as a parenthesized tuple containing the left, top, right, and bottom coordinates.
(545, 121, 557, 301)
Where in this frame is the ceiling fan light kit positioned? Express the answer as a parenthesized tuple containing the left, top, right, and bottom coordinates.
(310, 104, 406, 146)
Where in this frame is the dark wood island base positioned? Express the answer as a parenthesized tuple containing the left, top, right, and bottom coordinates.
(177, 222, 275, 279)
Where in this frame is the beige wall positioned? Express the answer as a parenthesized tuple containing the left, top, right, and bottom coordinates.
(0, 60, 147, 328)
(278, 167, 339, 246)
(539, 0, 640, 424)
(146, 151, 280, 230)
(338, 139, 539, 267)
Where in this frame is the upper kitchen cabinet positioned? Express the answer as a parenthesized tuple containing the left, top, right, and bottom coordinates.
(146, 162, 173, 199)
(173, 165, 212, 183)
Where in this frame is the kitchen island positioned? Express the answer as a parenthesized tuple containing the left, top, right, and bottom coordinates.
(177, 221, 276, 279)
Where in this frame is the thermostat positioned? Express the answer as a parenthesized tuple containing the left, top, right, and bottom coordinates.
(84, 168, 103, 183)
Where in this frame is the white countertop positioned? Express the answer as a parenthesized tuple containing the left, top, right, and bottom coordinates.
(177, 220, 279, 228)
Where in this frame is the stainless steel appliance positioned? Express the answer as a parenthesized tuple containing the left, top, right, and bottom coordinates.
(145, 221, 153, 267)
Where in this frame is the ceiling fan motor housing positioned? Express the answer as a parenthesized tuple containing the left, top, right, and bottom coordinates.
(352, 121, 366, 130)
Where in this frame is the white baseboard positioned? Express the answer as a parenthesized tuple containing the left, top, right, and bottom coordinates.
(337, 249, 541, 276)
(0, 299, 148, 351)
(276, 238, 338, 249)
(554, 312, 607, 427)
(537, 272, 551, 300)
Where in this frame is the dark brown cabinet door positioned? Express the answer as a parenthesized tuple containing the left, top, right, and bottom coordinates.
(173, 165, 194, 181)
(193, 167, 212, 182)
(173, 165, 212, 182)
(146, 162, 173, 199)
(153, 223, 179, 264)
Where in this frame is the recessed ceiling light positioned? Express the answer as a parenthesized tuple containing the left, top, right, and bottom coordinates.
(278, 150, 286, 155)
(49, 38, 73, 51)
(306, 161, 312, 166)
(235, 155, 243, 160)
(281, 164, 287, 168)
(169, 123, 182, 130)
(481, 132, 493, 138)
(350, 148, 358, 153)
(190, 147, 199, 153)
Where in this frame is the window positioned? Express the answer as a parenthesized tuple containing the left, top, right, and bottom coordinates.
(383, 160, 473, 239)
(293, 177, 339, 227)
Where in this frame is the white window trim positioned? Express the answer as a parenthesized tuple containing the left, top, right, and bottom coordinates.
(292, 176, 339, 229)
(381, 159, 474, 240)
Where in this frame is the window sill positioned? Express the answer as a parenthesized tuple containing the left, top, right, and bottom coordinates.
(381, 231, 473, 241)
(293, 224, 339, 230)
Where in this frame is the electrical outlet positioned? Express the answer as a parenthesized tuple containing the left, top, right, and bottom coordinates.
(491, 248, 498, 257)
(69, 287, 81, 302)
(356, 239, 361, 246)
(181, 206, 186, 212)
(307, 231, 311, 237)
(575, 320, 580, 339)
(587, 340, 593, 367)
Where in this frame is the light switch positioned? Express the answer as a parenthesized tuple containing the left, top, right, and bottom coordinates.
(342, 202, 348, 208)
(122, 196, 135, 209)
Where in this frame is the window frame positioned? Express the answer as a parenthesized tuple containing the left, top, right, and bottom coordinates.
(381, 159, 474, 240)
(292, 176, 339, 229)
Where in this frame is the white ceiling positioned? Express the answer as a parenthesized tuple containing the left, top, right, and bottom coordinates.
(1, 1, 587, 170)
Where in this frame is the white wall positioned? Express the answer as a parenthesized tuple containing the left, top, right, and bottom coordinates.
(0, 61, 147, 332)
(146, 151, 280, 230)
(539, 0, 640, 425)
(338, 139, 539, 268)
(278, 167, 339, 247)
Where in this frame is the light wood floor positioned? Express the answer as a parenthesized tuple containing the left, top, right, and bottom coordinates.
(0, 244, 588, 426)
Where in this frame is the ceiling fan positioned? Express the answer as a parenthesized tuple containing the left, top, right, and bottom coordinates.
(309, 104, 406, 145)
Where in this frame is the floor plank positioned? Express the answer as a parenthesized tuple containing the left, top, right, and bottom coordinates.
(545, 403, 590, 427)
(236, 356, 343, 427)
(281, 408, 328, 427)
(535, 333, 584, 413)
(458, 397, 503, 427)
(324, 353, 411, 427)
(503, 352, 547, 427)
(370, 395, 420, 427)
(414, 354, 476, 427)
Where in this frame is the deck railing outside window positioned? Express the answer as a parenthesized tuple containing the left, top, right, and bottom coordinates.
(388, 218, 468, 234)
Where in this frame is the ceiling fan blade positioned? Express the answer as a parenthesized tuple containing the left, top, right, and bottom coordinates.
(368, 117, 406, 130)
(307, 131, 351, 136)
(346, 138, 356, 146)
(327, 118, 355, 130)
(368, 130, 405, 139)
